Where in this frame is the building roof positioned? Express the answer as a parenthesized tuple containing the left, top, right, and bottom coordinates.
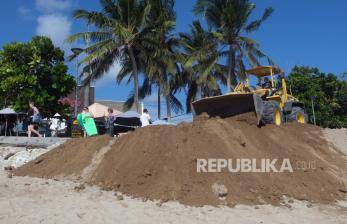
(95, 100, 139, 113)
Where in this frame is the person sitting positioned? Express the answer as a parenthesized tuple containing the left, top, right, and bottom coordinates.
(14, 118, 24, 136)
(262, 77, 272, 89)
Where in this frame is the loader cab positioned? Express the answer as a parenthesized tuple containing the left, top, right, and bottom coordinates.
(244, 66, 288, 109)
(245, 66, 281, 89)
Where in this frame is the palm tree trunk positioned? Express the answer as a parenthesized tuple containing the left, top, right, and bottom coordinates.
(165, 94, 171, 122)
(227, 45, 236, 92)
(157, 85, 161, 120)
(197, 84, 202, 100)
(128, 45, 139, 113)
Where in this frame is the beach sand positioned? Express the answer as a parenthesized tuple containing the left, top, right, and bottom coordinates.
(1, 170, 347, 224)
(1, 121, 347, 223)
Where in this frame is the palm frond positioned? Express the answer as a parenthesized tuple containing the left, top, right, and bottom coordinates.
(169, 92, 183, 113)
(245, 7, 274, 33)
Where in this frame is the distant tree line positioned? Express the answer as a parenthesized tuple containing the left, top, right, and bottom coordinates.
(287, 66, 347, 128)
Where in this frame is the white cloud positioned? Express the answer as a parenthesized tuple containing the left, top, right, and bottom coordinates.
(36, 14, 72, 49)
(94, 62, 122, 87)
(18, 6, 33, 19)
(35, 0, 71, 13)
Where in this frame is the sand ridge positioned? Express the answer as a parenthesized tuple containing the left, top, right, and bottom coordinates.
(14, 113, 347, 207)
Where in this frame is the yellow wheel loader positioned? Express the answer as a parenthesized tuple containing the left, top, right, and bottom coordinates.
(192, 66, 308, 126)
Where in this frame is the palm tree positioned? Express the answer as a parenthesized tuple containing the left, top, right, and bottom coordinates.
(194, 0, 274, 91)
(142, 0, 178, 120)
(118, 0, 183, 121)
(118, 34, 184, 120)
(157, 45, 184, 121)
(180, 20, 226, 112)
(66, 0, 152, 113)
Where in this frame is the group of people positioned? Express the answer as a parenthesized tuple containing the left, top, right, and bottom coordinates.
(0, 102, 68, 138)
(103, 107, 152, 136)
(19, 102, 62, 137)
(2, 101, 153, 138)
(0, 103, 40, 137)
(80, 106, 152, 137)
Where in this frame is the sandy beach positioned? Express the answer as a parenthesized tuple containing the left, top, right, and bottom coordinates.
(1, 170, 347, 224)
(1, 0, 347, 222)
(0, 127, 347, 223)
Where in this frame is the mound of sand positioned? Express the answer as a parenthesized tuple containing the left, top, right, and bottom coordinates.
(14, 113, 347, 207)
(14, 135, 112, 179)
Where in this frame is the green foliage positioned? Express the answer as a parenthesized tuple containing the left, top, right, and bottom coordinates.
(69, 0, 183, 118)
(0, 36, 76, 116)
(179, 20, 226, 112)
(287, 66, 347, 128)
(194, 0, 275, 90)
(67, 0, 153, 113)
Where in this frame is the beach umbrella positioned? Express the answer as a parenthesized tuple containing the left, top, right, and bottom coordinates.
(0, 107, 17, 136)
(0, 108, 17, 115)
(88, 103, 122, 118)
(53, 113, 61, 117)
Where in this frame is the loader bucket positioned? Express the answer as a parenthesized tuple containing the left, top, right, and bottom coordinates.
(192, 93, 264, 125)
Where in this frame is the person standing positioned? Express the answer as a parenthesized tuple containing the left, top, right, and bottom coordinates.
(28, 102, 42, 137)
(49, 114, 61, 137)
(140, 108, 151, 127)
(81, 107, 96, 137)
(104, 108, 115, 137)
(81, 107, 94, 118)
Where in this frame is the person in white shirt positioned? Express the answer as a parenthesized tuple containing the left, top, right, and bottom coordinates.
(50, 117, 60, 137)
(140, 109, 151, 127)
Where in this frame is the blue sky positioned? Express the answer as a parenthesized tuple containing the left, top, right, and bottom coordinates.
(1, 0, 346, 120)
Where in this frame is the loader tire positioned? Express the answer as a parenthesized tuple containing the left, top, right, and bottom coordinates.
(287, 106, 307, 124)
(262, 101, 282, 126)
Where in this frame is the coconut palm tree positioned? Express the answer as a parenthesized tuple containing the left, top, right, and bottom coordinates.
(66, 0, 152, 113)
(180, 20, 226, 112)
(194, 0, 275, 91)
(155, 43, 184, 121)
(142, 0, 178, 120)
(118, 0, 184, 121)
(118, 34, 184, 120)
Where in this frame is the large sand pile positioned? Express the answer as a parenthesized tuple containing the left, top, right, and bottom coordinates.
(14, 135, 112, 178)
(14, 113, 347, 207)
